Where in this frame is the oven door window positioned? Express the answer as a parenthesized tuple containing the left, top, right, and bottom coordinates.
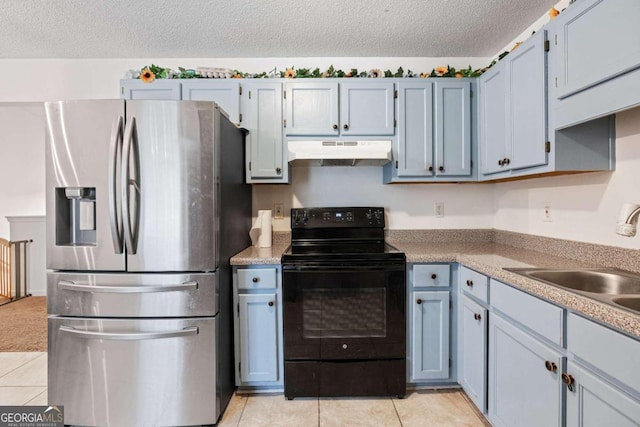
(303, 287, 386, 338)
(283, 265, 405, 360)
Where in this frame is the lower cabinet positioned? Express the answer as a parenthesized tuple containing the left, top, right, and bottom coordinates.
(410, 290, 450, 381)
(408, 263, 454, 385)
(488, 313, 563, 427)
(565, 361, 640, 427)
(233, 265, 283, 389)
(459, 294, 487, 412)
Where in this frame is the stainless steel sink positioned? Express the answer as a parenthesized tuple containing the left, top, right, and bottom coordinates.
(612, 296, 640, 312)
(505, 268, 640, 314)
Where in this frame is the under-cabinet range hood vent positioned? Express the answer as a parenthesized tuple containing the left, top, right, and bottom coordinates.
(287, 140, 392, 166)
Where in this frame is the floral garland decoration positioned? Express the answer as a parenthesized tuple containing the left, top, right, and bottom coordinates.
(128, 64, 485, 81)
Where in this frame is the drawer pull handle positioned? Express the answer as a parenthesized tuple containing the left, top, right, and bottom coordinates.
(58, 280, 198, 293)
(473, 313, 481, 321)
(252, 277, 260, 283)
(59, 325, 199, 341)
(268, 301, 274, 307)
(466, 280, 473, 287)
(416, 299, 423, 305)
(544, 361, 558, 372)
(431, 274, 437, 279)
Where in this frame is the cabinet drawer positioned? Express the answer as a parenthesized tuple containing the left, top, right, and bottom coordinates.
(237, 268, 277, 290)
(490, 280, 564, 346)
(568, 313, 640, 393)
(460, 266, 489, 303)
(413, 264, 450, 288)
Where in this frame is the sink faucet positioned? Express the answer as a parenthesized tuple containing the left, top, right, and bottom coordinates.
(616, 203, 640, 237)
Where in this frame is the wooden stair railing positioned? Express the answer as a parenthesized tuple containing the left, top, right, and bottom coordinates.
(0, 238, 11, 299)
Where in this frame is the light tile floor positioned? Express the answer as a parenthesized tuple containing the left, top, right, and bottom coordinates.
(0, 352, 490, 426)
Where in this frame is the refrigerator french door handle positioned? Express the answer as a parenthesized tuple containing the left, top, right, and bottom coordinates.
(57, 280, 199, 293)
(59, 325, 199, 340)
(122, 116, 138, 254)
(108, 116, 124, 254)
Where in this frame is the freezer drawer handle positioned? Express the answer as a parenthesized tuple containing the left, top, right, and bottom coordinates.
(57, 280, 198, 293)
(59, 325, 199, 340)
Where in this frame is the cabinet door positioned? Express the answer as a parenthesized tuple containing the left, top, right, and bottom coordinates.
(411, 291, 450, 381)
(238, 293, 279, 383)
(555, 0, 640, 99)
(340, 82, 395, 135)
(565, 361, 640, 427)
(120, 80, 181, 100)
(434, 81, 471, 176)
(479, 63, 507, 175)
(181, 80, 241, 124)
(489, 314, 563, 427)
(507, 31, 548, 171)
(246, 83, 284, 180)
(284, 82, 339, 136)
(460, 295, 487, 413)
(396, 82, 434, 177)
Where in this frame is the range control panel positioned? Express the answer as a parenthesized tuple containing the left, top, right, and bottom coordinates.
(291, 207, 385, 228)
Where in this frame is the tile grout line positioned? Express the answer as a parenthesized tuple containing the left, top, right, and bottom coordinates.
(0, 355, 44, 381)
(234, 393, 249, 427)
(24, 388, 47, 406)
(390, 396, 404, 427)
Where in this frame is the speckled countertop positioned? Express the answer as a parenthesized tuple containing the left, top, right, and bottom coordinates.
(230, 230, 640, 338)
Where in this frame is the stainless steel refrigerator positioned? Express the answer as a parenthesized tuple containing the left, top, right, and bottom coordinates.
(45, 100, 251, 426)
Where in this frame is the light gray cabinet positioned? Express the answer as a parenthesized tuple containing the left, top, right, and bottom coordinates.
(181, 80, 242, 124)
(233, 266, 283, 389)
(408, 263, 453, 384)
(390, 80, 472, 182)
(120, 80, 181, 100)
(550, 0, 640, 129)
(243, 82, 287, 183)
(480, 31, 548, 177)
(284, 80, 394, 137)
(459, 294, 487, 413)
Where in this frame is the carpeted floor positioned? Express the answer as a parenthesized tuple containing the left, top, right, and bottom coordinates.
(0, 296, 47, 352)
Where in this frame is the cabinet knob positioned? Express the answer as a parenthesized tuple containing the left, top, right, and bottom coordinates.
(544, 361, 558, 372)
(473, 313, 482, 321)
(498, 159, 504, 166)
(562, 373, 574, 385)
(431, 273, 437, 279)
(438, 166, 444, 172)
(268, 301, 274, 307)
(252, 277, 260, 283)
(333, 124, 338, 130)
(276, 167, 282, 174)
(343, 124, 349, 130)
(466, 280, 473, 287)
(416, 298, 423, 305)
(428, 165, 433, 172)
(504, 158, 510, 165)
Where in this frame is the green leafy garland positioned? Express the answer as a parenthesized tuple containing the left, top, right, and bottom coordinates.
(132, 64, 487, 80)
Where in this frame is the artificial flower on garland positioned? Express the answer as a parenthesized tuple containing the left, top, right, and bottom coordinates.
(140, 68, 155, 83)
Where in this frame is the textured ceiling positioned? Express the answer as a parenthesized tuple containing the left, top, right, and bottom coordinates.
(1, 0, 556, 59)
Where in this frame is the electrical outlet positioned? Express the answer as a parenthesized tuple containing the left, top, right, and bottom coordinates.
(544, 204, 552, 222)
(435, 202, 444, 218)
(273, 203, 284, 219)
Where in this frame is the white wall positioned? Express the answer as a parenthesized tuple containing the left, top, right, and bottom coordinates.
(0, 103, 45, 238)
(493, 107, 640, 249)
(254, 166, 494, 231)
(0, 57, 490, 102)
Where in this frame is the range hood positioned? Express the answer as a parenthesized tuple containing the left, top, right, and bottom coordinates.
(287, 140, 392, 166)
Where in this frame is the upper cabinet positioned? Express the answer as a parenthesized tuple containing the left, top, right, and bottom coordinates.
(284, 80, 395, 136)
(181, 80, 242, 125)
(243, 81, 288, 184)
(387, 79, 473, 183)
(550, 0, 640, 129)
(121, 80, 182, 100)
(480, 31, 548, 178)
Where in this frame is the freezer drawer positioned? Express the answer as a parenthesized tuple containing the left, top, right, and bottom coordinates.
(48, 316, 218, 427)
(47, 272, 217, 317)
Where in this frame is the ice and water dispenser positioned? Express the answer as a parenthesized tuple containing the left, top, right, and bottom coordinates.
(55, 187, 97, 246)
